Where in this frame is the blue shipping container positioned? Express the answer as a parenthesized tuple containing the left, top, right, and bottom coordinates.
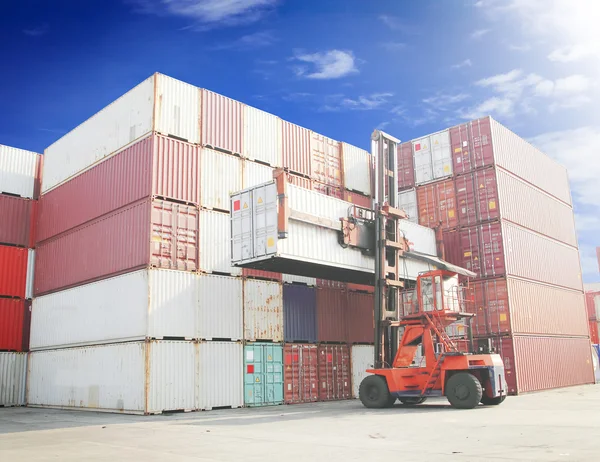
(244, 343, 284, 406)
(283, 284, 317, 343)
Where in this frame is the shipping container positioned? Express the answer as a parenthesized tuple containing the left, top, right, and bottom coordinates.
(244, 343, 284, 406)
(200, 209, 242, 276)
(341, 142, 371, 195)
(351, 345, 374, 398)
(201, 89, 243, 155)
(25, 249, 34, 300)
(397, 142, 415, 190)
(479, 222, 505, 278)
(282, 121, 311, 177)
(43, 74, 200, 193)
(287, 172, 312, 190)
(399, 220, 437, 256)
(413, 136, 433, 185)
(243, 105, 282, 167)
(0, 299, 30, 351)
(0, 245, 28, 298)
(417, 179, 458, 230)
(27, 340, 198, 414)
(35, 199, 198, 295)
(398, 189, 418, 223)
(243, 279, 283, 342)
(197, 274, 243, 341)
(343, 190, 372, 210)
(242, 268, 282, 281)
(0, 195, 34, 247)
(589, 321, 599, 344)
(283, 343, 319, 404)
(282, 274, 316, 286)
(316, 287, 347, 343)
(0, 352, 27, 406)
(476, 336, 517, 394)
(283, 284, 317, 343)
(346, 292, 374, 344)
(197, 341, 244, 410)
(455, 173, 478, 227)
(318, 344, 351, 401)
(450, 117, 494, 175)
(201, 148, 243, 211)
(311, 132, 342, 187)
(455, 169, 500, 227)
(37, 134, 201, 243)
(0, 144, 40, 199)
(430, 130, 453, 179)
(244, 159, 275, 191)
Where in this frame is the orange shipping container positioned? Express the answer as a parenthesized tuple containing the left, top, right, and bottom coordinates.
(417, 179, 458, 230)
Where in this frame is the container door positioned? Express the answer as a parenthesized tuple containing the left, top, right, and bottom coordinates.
(413, 137, 433, 185)
(431, 130, 453, 180)
(252, 183, 278, 258)
(231, 190, 253, 263)
(263, 344, 283, 404)
(244, 344, 264, 406)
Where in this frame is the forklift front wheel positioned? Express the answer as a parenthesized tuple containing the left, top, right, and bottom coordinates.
(400, 397, 427, 405)
(445, 373, 483, 409)
(481, 395, 506, 406)
(359, 376, 396, 409)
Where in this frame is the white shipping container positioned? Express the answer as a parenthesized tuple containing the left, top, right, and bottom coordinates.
(243, 279, 283, 341)
(243, 105, 282, 167)
(398, 189, 418, 223)
(342, 142, 371, 195)
(200, 210, 242, 276)
(198, 274, 243, 340)
(282, 274, 317, 286)
(201, 148, 243, 211)
(0, 144, 39, 198)
(43, 74, 200, 193)
(197, 341, 244, 410)
(244, 159, 274, 190)
(430, 130, 453, 180)
(351, 345, 374, 398)
(0, 352, 27, 406)
(398, 220, 437, 256)
(413, 136, 433, 185)
(27, 341, 197, 414)
(26, 249, 35, 299)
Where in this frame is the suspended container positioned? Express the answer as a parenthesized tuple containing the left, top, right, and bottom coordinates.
(0, 245, 28, 298)
(341, 142, 371, 195)
(343, 190, 372, 210)
(318, 344, 351, 401)
(0, 352, 27, 406)
(197, 341, 244, 411)
(284, 343, 319, 404)
(199, 209, 242, 276)
(351, 345, 374, 398)
(201, 89, 243, 155)
(0, 195, 35, 247)
(200, 148, 243, 211)
(243, 279, 283, 342)
(283, 284, 317, 343)
(244, 342, 284, 406)
(243, 105, 282, 167)
(0, 144, 40, 199)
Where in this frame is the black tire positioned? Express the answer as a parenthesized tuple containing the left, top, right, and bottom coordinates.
(445, 373, 483, 409)
(359, 375, 395, 409)
(400, 397, 427, 405)
(481, 394, 506, 405)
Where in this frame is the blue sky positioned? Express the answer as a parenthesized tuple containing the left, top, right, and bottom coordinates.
(1, 0, 599, 282)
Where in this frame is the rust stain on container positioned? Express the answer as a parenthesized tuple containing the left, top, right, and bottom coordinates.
(243, 279, 283, 341)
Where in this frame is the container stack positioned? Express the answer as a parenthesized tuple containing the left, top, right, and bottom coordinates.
(0, 144, 40, 407)
(397, 116, 594, 394)
(585, 291, 599, 345)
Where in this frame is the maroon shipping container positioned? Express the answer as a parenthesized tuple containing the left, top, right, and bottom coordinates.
(479, 222, 505, 278)
(416, 179, 458, 230)
(590, 321, 599, 344)
(467, 281, 488, 337)
(37, 134, 201, 243)
(316, 279, 347, 290)
(455, 174, 477, 227)
(316, 287, 348, 342)
(473, 168, 500, 223)
(35, 198, 198, 296)
(343, 191, 372, 209)
(282, 121, 311, 177)
(397, 142, 415, 190)
(442, 228, 482, 277)
(284, 344, 319, 404)
(346, 292, 374, 344)
(201, 89, 243, 155)
(450, 116, 494, 175)
(0, 195, 35, 247)
(0, 245, 28, 298)
(476, 336, 517, 394)
(242, 268, 282, 281)
(0, 299, 30, 351)
(318, 344, 351, 401)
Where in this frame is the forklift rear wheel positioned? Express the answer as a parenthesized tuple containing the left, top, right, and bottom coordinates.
(400, 397, 427, 405)
(445, 373, 483, 409)
(480, 395, 506, 405)
(359, 376, 396, 409)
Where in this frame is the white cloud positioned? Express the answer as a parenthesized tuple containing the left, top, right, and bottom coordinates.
(423, 93, 469, 109)
(470, 29, 490, 39)
(378, 15, 419, 34)
(293, 50, 358, 80)
(460, 97, 515, 119)
(548, 44, 600, 62)
(579, 244, 600, 281)
(575, 214, 600, 233)
(451, 59, 472, 69)
(321, 93, 393, 112)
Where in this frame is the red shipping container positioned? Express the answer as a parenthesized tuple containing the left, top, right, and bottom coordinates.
(0, 299, 30, 351)
(455, 174, 477, 227)
(316, 287, 348, 342)
(37, 134, 201, 243)
(343, 191, 372, 209)
(201, 89, 243, 155)
(473, 168, 499, 222)
(35, 199, 198, 296)
(328, 186, 343, 200)
(589, 320, 599, 344)
(288, 173, 312, 190)
(477, 336, 517, 395)
(282, 121, 311, 177)
(417, 179, 458, 230)
(242, 268, 282, 281)
(318, 344, 351, 401)
(397, 142, 415, 190)
(347, 283, 374, 293)
(316, 279, 347, 290)
(0, 245, 28, 298)
(479, 222, 505, 278)
(483, 278, 511, 335)
(585, 291, 598, 319)
(346, 292, 374, 344)
(312, 181, 328, 196)
(450, 117, 494, 175)
(284, 344, 319, 404)
(467, 281, 488, 337)
(442, 227, 482, 277)
(0, 195, 35, 247)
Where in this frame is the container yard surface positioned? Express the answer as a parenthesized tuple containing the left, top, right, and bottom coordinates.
(1, 385, 599, 461)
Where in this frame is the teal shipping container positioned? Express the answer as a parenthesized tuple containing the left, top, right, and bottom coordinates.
(244, 343, 284, 406)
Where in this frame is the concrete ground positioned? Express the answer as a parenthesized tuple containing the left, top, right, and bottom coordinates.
(1, 385, 599, 462)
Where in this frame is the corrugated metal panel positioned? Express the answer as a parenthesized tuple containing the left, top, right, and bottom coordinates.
(473, 168, 500, 222)
(0, 245, 28, 298)
(200, 209, 241, 275)
(287, 173, 312, 190)
(316, 287, 347, 342)
(0, 352, 27, 406)
(243, 105, 282, 167)
(25, 249, 34, 299)
(430, 129, 453, 179)
(398, 189, 418, 223)
(398, 220, 436, 255)
(477, 278, 510, 336)
(198, 274, 243, 340)
(513, 336, 594, 393)
(351, 345, 374, 398)
(200, 148, 243, 211)
(198, 341, 244, 410)
(416, 179, 458, 230)
(341, 142, 371, 195)
(0, 144, 39, 198)
(242, 268, 282, 281)
(0, 195, 33, 247)
(496, 168, 577, 247)
(243, 279, 283, 341)
(502, 221, 582, 290)
(455, 174, 477, 227)
(442, 227, 482, 276)
(318, 344, 351, 400)
(343, 191, 372, 209)
(283, 284, 317, 342)
(413, 136, 433, 185)
(154, 74, 200, 144)
(397, 142, 415, 190)
(346, 292, 374, 344)
(244, 343, 284, 406)
(42, 76, 155, 193)
(507, 278, 588, 336)
(479, 222, 505, 278)
(244, 160, 274, 190)
(450, 117, 494, 174)
(201, 89, 243, 155)
(284, 343, 319, 404)
(282, 274, 316, 285)
(490, 118, 572, 205)
(477, 336, 517, 394)
(282, 120, 311, 176)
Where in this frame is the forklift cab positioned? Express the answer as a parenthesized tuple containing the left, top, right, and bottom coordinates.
(404, 270, 465, 317)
